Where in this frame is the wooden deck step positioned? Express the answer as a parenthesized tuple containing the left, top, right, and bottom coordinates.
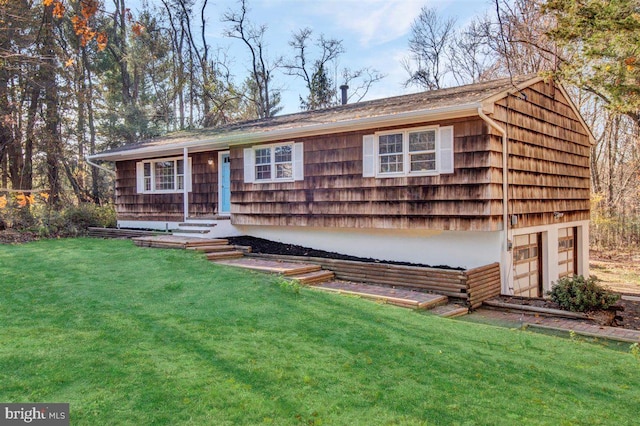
(313, 281, 448, 310)
(133, 235, 229, 249)
(289, 270, 335, 285)
(206, 250, 244, 260)
(184, 239, 228, 248)
(428, 303, 469, 318)
(188, 244, 236, 253)
(211, 258, 322, 276)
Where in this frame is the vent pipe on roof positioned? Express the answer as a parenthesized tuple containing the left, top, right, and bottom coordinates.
(340, 85, 349, 105)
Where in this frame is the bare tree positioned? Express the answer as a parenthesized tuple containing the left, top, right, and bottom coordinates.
(449, 18, 499, 85)
(403, 6, 456, 90)
(222, 0, 281, 118)
(489, 0, 559, 77)
(283, 28, 343, 110)
(340, 67, 385, 103)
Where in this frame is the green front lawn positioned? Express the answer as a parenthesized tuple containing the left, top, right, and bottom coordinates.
(1, 238, 638, 425)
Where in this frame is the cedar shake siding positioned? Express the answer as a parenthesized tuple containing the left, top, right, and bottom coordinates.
(493, 80, 591, 228)
(103, 76, 592, 233)
(230, 116, 504, 231)
(115, 152, 218, 221)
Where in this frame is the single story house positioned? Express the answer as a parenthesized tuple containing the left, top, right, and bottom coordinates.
(88, 75, 594, 297)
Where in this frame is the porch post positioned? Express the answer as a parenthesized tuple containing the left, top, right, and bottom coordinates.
(183, 147, 189, 222)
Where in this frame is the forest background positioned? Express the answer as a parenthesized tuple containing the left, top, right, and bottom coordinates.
(0, 0, 638, 249)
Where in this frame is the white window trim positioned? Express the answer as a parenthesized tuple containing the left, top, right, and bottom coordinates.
(136, 156, 192, 194)
(244, 141, 304, 184)
(374, 126, 441, 178)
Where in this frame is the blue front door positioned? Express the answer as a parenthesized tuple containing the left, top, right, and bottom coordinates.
(220, 153, 231, 214)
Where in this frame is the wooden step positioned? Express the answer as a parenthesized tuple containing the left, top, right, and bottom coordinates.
(289, 270, 335, 285)
(313, 281, 448, 310)
(184, 239, 228, 248)
(428, 303, 469, 318)
(206, 250, 244, 260)
(210, 258, 322, 276)
(188, 245, 236, 253)
(178, 222, 217, 227)
(417, 294, 449, 310)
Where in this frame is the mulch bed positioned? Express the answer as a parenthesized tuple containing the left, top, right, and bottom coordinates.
(493, 295, 640, 331)
(226, 235, 463, 270)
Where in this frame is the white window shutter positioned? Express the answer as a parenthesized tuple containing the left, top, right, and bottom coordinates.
(243, 148, 255, 183)
(362, 135, 375, 177)
(293, 142, 304, 181)
(136, 161, 145, 193)
(185, 157, 193, 192)
(439, 126, 454, 174)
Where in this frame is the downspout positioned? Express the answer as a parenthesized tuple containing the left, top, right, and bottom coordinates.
(85, 155, 116, 175)
(477, 108, 510, 287)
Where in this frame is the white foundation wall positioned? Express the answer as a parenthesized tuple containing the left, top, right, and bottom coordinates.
(504, 220, 590, 295)
(236, 225, 503, 270)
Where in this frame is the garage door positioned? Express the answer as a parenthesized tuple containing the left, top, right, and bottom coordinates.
(513, 233, 542, 297)
(558, 227, 577, 278)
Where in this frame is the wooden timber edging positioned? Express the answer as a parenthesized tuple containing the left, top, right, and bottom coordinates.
(87, 227, 170, 239)
(246, 253, 502, 306)
(465, 262, 502, 309)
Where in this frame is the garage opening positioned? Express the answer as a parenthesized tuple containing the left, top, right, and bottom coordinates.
(558, 227, 578, 278)
(513, 233, 542, 297)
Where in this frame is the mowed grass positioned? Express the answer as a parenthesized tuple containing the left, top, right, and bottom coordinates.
(0, 239, 638, 425)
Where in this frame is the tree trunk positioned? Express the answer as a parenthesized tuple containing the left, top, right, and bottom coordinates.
(82, 47, 100, 203)
(23, 81, 39, 191)
(42, 3, 62, 204)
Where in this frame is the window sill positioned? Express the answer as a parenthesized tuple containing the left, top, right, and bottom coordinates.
(140, 190, 188, 194)
(375, 171, 440, 178)
(252, 178, 295, 184)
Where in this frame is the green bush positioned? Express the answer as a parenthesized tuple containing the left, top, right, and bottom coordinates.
(548, 275, 620, 312)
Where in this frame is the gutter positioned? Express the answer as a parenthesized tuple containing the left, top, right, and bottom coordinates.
(477, 108, 509, 253)
(87, 103, 482, 162)
(85, 155, 116, 175)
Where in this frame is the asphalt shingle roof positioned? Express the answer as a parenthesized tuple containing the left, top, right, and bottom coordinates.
(94, 75, 536, 158)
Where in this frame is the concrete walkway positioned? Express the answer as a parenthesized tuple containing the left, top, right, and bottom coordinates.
(469, 308, 640, 343)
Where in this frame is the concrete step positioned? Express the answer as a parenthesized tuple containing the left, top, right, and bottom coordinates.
(206, 250, 244, 260)
(173, 229, 211, 234)
(178, 222, 218, 228)
(289, 270, 335, 285)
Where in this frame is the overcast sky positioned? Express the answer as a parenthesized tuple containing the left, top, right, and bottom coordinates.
(135, 0, 496, 114)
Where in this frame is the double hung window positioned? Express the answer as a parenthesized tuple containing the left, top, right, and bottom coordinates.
(136, 157, 190, 193)
(362, 125, 454, 178)
(244, 142, 303, 183)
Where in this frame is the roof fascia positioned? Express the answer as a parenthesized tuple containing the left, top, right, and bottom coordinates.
(479, 76, 545, 106)
(89, 103, 482, 161)
(479, 75, 597, 146)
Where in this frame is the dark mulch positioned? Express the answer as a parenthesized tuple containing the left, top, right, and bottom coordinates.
(493, 295, 640, 331)
(225, 235, 464, 270)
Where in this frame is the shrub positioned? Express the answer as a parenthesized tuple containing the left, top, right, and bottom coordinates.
(548, 275, 620, 312)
